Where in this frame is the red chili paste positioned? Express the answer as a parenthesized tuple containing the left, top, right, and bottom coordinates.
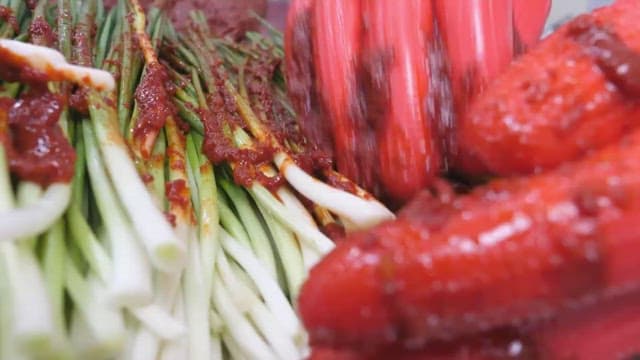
(1, 88, 75, 186)
(0, 6, 19, 34)
(132, 62, 177, 152)
(28, 16, 56, 47)
(0, 42, 76, 186)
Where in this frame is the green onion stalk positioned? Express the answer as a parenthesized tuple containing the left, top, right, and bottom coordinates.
(0, 3, 77, 358)
(0, 0, 398, 358)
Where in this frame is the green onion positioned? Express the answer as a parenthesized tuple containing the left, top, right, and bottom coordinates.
(0, 0, 399, 357)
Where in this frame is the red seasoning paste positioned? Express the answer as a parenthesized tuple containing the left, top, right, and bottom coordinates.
(132, 62, 177, 156)
(165, 178, 195, 225)
(0, 6, 19, 34)
(0, 89, 75, 186)
(28, 16, 56, 47)
(0, 44, 75, 186)
(244, 46, 333, 186)
(201, 75, 284, 190)
(0, 45, 52, 84)
(102, 0, 266, 39)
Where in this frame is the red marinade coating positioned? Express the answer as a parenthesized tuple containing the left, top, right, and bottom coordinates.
(0, 45, 52, 84)
(28, 16, 56, 47)
(300, 126, 640, 350)
(1, 89, 75, 186)
(308, 290, 640, 359)
(0, 6, 19, 34)
(132, 62, 176, 156)
(104, 0, 266, 39)
(456, 1, 640, 176)
(201, 79, 284, 190)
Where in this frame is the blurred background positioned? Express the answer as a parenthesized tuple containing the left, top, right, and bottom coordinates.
(264, 0, 616, 34)
(546, 0, 613, 33)
(265, 0, 288, 31)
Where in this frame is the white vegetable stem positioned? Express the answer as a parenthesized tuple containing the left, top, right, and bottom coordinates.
(159, 293, 189, 360)
(183, 236, 211, 360)
(276, 188, 323, 269)
(274, 152, 395, 230)
(219, 253, 301, 360)
(1, 244, 57, 356)
(0, 148, 58, 357)
(251, 184, 334, 254)
(0, 39, 116, 91)
(129, 305, 186, 340)
(212, 268, 277, 360)
(83, 123, 153, 307)
(65, 269, 126, 358)
(88, 92, 186, 273)
(0, 183, 71, 240)
(254, 203, 306, 299)
(215, 249, 303, 359)
(229, 81, 394, 231)
(125, 328, 160, 360)
(220, 230, 302, 339)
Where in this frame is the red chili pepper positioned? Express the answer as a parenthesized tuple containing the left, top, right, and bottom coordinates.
(362, 0, 441, 204)
(513, 0, 552, 54)
(285, 0, 550, 205)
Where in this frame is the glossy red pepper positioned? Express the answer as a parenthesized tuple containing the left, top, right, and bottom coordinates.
(362, 0, 440, 204)
(513, 0, 552, 54)
(285, 0, 550, 206)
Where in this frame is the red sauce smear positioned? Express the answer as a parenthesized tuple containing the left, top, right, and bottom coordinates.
(324, 169, 359, 195)
(0, 45, 52, 84)
(0, 36, 77, 186)
(73, 21, 95, 67)
(69, 87, 89, 115)
(0, 98, 13, 144)
(1, 88, 75, 186)
(166, 179, 190, 210)
(141, 172, 153, 184)
(25, 0, 37, 10)
(245, 45, 332, 176)
(320, 223, 346, 242)
(164, 212, 177, 227)
(568, 14, 640, 98)
(29, 16, 56, 47)
(0, 6, 19, 34)
(201, 74, 284, 190)
(132, 62, 177, 155)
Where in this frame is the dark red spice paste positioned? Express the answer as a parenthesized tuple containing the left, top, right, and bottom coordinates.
(103, 0, 266, 39)
(320, 223, 346, 242)
(0, 5, 19, 34)
(25, 0, 37, 10)
(0, 88, 75, 186)
(69, 86, 89, 115)
(166, 179, 190, 210)
(165, 179, 195, 226)
(244, 44, 332, 183)
(201, 75, 284, 190)
(132, 62, 177, 155)
(0, 42, 76, 186)
(28, 16, 56, 47)
(0, 45, 52, 84)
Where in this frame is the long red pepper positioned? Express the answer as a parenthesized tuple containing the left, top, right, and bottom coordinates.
(285, 0, 550, 205)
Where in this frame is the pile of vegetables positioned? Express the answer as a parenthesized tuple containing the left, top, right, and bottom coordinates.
(0, 0, 394, 358)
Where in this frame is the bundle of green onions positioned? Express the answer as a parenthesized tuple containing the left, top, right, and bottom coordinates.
(0, 0, 393, 359)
